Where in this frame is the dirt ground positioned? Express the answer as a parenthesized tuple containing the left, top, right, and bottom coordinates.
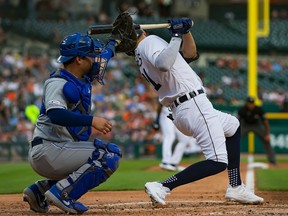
(1, 163, 288, 216)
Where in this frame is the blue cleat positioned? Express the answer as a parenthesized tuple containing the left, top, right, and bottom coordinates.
(45, 185, 88, 214)
(23, 182, 49, 213)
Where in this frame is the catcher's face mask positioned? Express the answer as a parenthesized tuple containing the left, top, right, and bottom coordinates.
(87, 39, 109, 85)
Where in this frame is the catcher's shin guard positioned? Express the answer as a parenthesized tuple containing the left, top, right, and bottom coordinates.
(52, 141, 121, 201)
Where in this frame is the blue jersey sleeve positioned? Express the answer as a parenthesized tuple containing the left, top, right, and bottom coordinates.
(47, 108, 93, 126)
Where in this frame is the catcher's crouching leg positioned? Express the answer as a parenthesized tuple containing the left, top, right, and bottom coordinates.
(44, 140, 122, 214)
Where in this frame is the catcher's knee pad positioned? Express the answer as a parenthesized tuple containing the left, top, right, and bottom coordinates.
(93, 138, 121, 153)
(55, 161, 112, 201)
(93, 138, 122, 158)
(92, 139, 121, 175)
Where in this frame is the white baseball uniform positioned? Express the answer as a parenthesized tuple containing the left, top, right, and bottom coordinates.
(160, 106, 198, 165)
(135, 35, 239, 164)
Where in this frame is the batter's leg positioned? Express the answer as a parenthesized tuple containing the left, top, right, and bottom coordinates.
(225, 126, 242, 187)
(224, 126, 264, 204)
(161, 160, 227, 190)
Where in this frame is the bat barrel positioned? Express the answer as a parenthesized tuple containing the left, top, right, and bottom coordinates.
(88, 24, 113, 35)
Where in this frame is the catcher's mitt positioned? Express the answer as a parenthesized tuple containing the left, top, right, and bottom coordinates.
(110, 11, 137, 53)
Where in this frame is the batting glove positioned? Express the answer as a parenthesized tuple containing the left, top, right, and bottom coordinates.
(168, 18, 192, 37)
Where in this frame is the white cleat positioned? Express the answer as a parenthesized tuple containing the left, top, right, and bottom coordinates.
(176, 165, 186, 171)
(145, 182, 170, 205)
(225, 184, 264, 204)
(159, 163, 177, 171)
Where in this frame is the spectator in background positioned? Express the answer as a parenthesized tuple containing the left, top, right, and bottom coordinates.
(0, 27, 7, 46)
(50, 28, 62, 44)
(97, 11, 111, 24)
(136, 1, 154, 17)
(157, 0, 173, 17)
(238, 96, 277, 165)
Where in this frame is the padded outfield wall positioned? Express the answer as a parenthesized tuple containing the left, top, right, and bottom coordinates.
(214, 105, 288, 154)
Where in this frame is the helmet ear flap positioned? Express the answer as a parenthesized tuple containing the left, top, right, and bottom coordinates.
(136, 29, 144, 38)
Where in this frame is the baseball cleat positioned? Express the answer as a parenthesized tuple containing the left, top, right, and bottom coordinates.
(145, 182, 170, 205)
(45, 185, 88, 214)
(176, 165, 186, 171)
(159, 163, 177, 171)
(225, 184, 264, 204)
(23, 183, 49, 213)
(160, 163, 186, 172)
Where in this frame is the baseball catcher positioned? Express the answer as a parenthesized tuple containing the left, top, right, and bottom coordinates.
(23, 32, 122, 214)
(110, 11, 138, 54)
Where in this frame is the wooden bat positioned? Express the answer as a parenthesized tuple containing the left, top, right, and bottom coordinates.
(88, 23, 171, 35)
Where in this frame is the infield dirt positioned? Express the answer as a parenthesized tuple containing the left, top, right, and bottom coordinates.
(1, 162, 288, 216)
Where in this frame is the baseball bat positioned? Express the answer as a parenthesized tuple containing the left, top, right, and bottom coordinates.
(88, 23, 171, 35)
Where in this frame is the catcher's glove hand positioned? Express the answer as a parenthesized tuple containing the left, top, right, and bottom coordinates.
(110, 11, 137, 53)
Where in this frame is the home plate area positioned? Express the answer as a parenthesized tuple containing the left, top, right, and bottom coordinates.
(1, 164, 288, 215)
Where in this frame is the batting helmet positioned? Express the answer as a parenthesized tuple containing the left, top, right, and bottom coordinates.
(57, 32, 100, 63)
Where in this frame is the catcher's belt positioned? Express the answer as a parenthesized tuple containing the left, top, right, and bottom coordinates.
(31, 138, 43, 147)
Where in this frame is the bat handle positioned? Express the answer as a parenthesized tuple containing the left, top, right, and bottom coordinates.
(133, 23, 141, 30)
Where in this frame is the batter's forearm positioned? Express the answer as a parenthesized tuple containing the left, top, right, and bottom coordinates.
(181, 32, 197, 59)
(155, 37, 182, 72)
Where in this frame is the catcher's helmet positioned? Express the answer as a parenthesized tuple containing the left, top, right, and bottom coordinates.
(57, 32, 99, 63)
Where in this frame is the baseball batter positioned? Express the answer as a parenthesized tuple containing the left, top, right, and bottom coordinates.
(129, 18, 264, 204)
(154, 103, 199, 171)
(22, 33, 122, 214)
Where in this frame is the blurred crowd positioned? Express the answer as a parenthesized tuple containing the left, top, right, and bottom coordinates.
(0, 0, 174, 23)
(1, 48, 288, 145)
(204, 56, 288, 108)
(0, 49, 162, 147)
(0, 0, 287, 150)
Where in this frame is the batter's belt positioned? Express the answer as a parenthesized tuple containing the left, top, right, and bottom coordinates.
(172, 88, 205, 108)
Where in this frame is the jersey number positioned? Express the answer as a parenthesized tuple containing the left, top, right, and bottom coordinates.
(142, 68, 162, 91)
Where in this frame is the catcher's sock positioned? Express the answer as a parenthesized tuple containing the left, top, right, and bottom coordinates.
(160, 160, 226, 190)
(226, 126, 242, 187)
(36, 179, 57, 195)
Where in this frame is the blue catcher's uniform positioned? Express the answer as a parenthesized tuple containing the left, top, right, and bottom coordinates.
(23, 32, 121, 214)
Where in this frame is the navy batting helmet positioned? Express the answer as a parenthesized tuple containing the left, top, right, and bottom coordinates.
(57, 32, 100, 63)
